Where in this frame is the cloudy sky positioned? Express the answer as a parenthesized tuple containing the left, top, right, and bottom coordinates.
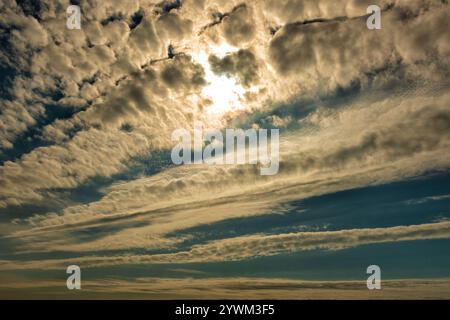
(0, 0, 450, 299)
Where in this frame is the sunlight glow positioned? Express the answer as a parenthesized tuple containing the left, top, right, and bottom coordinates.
(193, 44, 248, 117)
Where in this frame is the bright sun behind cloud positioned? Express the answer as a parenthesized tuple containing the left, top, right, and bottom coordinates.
(193, 43, 248, 117)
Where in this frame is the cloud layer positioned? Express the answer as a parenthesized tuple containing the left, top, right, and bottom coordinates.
(1, 0, 450, 298)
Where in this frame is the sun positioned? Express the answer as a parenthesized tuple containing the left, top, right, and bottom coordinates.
(193, 43, 248, 117)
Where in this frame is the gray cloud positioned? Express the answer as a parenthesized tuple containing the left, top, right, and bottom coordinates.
(209, 49, 260, 87)
(221, 4, 256, 46)
(268, 1, 450, 95)
(160, 55, 206, 90)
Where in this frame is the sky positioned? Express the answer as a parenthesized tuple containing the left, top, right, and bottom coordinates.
(0, 0, 450, 299)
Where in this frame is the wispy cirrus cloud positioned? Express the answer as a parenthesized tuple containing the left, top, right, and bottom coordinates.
(2, 221, 450, 270)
